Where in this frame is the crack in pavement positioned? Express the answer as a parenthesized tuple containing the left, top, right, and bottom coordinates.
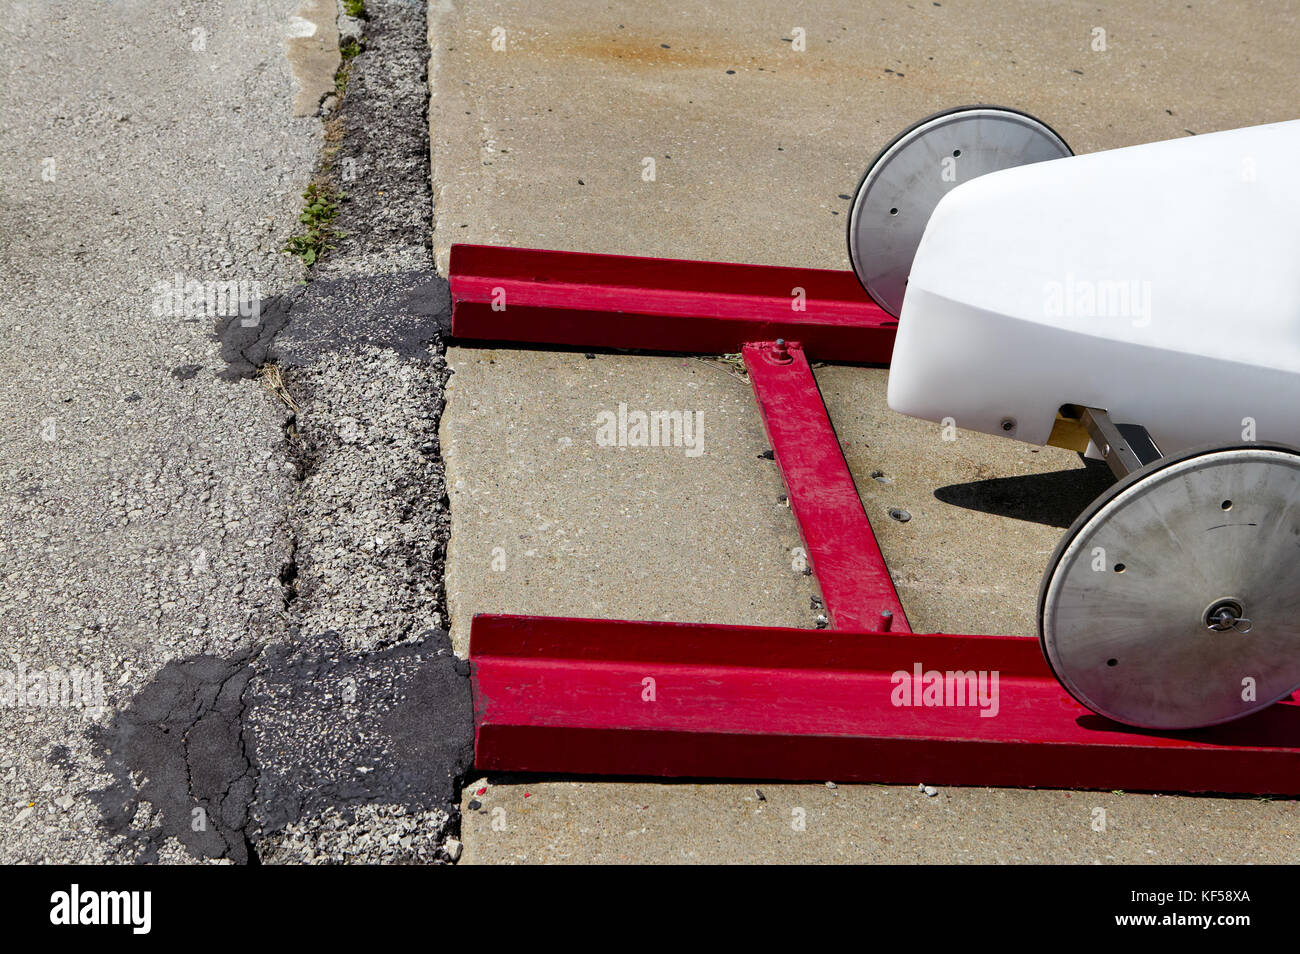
(88, 0, 473, 865)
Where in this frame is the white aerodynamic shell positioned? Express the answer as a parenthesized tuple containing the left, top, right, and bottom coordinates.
(886, 119, 1300, 454)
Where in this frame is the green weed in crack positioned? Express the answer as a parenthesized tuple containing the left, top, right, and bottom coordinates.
(284, 17, 371, 266)
(283, 183, 344, 266)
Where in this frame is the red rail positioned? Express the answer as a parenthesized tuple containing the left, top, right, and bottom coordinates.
(450, 244, 898, 362)
(472, 615, 1300, 793)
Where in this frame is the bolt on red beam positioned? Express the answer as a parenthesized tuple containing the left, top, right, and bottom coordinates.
(744, 340, 909, 632)
(470, 614, 1300, 794)
(448, 244, 898, 362)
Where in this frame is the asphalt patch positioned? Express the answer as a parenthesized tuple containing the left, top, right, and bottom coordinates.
(212, 271, 449, 379)
(269, 270, 450, 366)
(213, 286, 302, 379)
(91, 631, 472, 864)
(247, 630, 473, 834)
(92, 650, 257, 864)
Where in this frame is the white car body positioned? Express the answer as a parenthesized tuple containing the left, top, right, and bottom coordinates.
(886, 119, 1300, 455)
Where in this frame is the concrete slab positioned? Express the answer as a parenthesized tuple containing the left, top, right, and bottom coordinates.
(442, 348, 818, 655)
(431, 0, 1300, 863)
(285, 0, 341, 117)
(459, 778, 1300, 865)
(429, 0, 1298, 270)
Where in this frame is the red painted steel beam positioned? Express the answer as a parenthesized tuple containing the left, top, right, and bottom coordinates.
(471, 614, 1300, 794)
(744, 340, 910, 632)
(449, 243, 898, 362)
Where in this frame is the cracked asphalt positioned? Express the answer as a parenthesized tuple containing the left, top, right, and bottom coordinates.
(1, 0, 471, 863)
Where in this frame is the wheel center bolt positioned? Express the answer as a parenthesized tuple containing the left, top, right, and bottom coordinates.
(1204, 599, 1252, 634)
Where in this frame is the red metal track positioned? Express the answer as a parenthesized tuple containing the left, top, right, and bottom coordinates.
(449, 244, 898, 362)
(472, 615, 1300, 794)
(744, 340, 909, 632)
(450, 242, 1300, 793)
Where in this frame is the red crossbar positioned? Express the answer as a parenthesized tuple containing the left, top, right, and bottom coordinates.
(744, 340, 909, 631)
(472, 615, 1300, 794)
(449, 244, 898, 362)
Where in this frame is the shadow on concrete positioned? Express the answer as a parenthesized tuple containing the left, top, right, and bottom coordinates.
(933, 458, 1115, 529)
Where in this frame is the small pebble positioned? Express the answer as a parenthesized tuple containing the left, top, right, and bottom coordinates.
(888, 507, 911, 522)
(825, 781, 837, 789)
(923, 786, 938, 797)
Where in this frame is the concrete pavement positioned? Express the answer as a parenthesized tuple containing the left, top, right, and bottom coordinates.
(432, 0, 1300, 863)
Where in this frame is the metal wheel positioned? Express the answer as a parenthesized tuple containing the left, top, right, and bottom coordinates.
(1038, 443, 1300, 729)
(846, 105, 1072, 317)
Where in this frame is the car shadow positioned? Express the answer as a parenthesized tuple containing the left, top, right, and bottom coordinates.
(934, 457, 1115, 528)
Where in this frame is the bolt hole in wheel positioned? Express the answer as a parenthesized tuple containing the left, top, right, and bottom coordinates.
(1040, 444, 1300, 729)
(847, 106, 1073, 317)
